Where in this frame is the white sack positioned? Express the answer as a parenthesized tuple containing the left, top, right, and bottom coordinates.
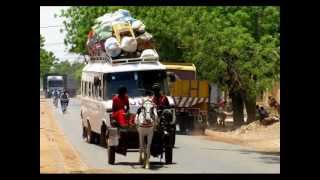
(120, 36, 137, 52)
(141, 49, 158, 58)
(105, 37, 121, 57)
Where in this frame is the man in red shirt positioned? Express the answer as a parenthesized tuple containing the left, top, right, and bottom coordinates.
(151, 83, 172, 135)
(112, 86, 130, 127)
(152, 83, 169, 110)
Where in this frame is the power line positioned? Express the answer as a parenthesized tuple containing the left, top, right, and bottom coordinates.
(45, 42, 65, 46)
(40, 25, 64, 28)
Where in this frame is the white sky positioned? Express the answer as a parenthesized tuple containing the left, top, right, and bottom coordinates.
(40, 6, 82, 63)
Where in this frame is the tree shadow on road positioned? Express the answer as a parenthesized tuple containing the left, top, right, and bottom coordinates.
(114, 161, 176, 171)
(201, 148, 280, 164)
(208, 124, 241, 132)
(258, 156, 280, 164)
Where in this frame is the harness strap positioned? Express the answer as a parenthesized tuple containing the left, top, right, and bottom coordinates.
(139, 122, 153, 128)
(139, 125, 153, 128)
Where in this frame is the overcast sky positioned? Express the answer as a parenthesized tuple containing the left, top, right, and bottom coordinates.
(40, 6, 81, 63)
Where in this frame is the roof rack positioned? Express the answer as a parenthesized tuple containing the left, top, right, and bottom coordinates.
(89, 50, 159, 65)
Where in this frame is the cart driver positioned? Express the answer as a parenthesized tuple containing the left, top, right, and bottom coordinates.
(112, 86, 130, 127)
(151, 83, 170, 111)
(151, 83, 172, 134)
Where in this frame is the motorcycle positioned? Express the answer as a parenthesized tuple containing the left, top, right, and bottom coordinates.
(60, 99, 69, 114)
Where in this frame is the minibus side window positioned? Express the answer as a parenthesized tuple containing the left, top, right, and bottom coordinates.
(94, 83, 98, 99)
(89, 82, 91, 97)
(95, 84, 97, 98)
(85, 81, 88, 96)
(83, 81, 85, 96)
(98, 84, 102, 99)
(103, 79, 107, 100)
(90, 82, 94, 99)
(82, 81, 84, 96)
(92, 82, 94, 98)
(96, 85, 99, 99)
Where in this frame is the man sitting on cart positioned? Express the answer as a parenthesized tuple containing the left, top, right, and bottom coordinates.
(111, 86, 130, 128)
(151, 83, 172, 135)
(111, 86, 131, 155)
(151, 83, 170, 111)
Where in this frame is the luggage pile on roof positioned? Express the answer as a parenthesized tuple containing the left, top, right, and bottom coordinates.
(86, 9, 157, 60)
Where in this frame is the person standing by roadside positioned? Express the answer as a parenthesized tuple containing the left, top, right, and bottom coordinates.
(216, 99, 228, 126)
(268, 96, 280, 116)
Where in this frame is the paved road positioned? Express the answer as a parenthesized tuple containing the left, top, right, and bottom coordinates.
(50, 98, 280, 173)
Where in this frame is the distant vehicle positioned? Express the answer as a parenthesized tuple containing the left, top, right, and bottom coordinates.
(162, 62, 209, 134)
(43, 75, 64, 98)
(80, 52, 176, 165)
(43, 73, 77, 98)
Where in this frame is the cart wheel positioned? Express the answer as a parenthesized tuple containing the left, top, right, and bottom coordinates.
(108, 146, 116, 165)
(82, 122, 87, 139)
(86, 122, 95, 144)
(165, 147, 173, 164)
(100, 123, 107, 147)
(177, 117, 186, 133)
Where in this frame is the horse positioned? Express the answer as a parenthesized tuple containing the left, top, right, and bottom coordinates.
(135, 97, 158, 169)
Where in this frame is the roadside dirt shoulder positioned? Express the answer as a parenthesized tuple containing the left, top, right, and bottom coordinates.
(204, 121, 280, 153)
(40, 97, 120, 173)
(40, 97, 88, 173)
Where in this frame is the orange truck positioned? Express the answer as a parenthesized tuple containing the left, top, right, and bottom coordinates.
(162, 62, 209, 133)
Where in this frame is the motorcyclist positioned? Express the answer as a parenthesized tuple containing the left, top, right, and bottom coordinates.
(60, 90, 69, 112)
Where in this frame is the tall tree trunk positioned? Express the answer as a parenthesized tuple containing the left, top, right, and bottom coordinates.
(230, 91, 244, 126)
(244, 97, 256, 123)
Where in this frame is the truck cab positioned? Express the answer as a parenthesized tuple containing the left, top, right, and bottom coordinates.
(46, 76, 64, 98)
(162, 62, 209, 134)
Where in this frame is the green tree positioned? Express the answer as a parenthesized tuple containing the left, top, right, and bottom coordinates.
(40, 34, 57, 77)
(50, 60, 85, 90)
(59, 6, 280, 124)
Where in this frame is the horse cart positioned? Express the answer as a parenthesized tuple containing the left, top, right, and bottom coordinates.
(107, 107, 176, 167)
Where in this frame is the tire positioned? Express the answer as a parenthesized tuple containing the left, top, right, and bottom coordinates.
(165, 147, 173, 164)
(100, 123, 107, 147)
(108, 146, 116, 165)
(172, 129, 176, 147)
(82, 124, 87, 139)
(177, 115, 186, 133)
(86, 122, 95, 144)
